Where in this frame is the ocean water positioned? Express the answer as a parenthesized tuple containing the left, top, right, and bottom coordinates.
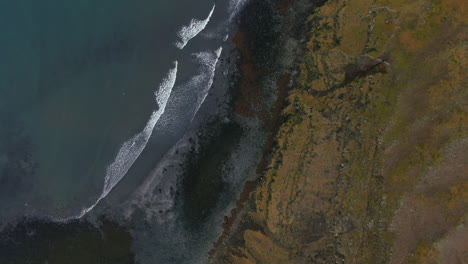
(0, 0, 261, 263)
(0, 0, 244, 222)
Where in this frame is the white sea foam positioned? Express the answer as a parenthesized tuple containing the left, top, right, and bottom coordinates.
(229, 0, 249, 20)
(65, 61, 178, 220)
(124, 136, 189, 223)
(198, 0, 249, 43)
(126, 47, 223, 222)
(175, 4, 216, 49)
(189, 47, 223, 120)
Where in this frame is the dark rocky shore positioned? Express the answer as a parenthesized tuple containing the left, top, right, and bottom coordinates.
(0, 0, 306, 263)
(209, 0, 326, 257)
(210, 0, 467, 263)
(4, 0, 464, 263)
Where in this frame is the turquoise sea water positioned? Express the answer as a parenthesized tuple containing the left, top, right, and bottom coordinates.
(0, 0, 224, 220)
(0, 0, 267, 262)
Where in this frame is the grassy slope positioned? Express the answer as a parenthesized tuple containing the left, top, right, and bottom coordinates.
(212, 0, 467, 263)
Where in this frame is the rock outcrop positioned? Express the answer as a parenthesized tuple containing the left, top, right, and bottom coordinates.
(211, 0, 467, 263)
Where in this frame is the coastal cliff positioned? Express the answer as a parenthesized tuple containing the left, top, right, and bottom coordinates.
(211, 0, 467, 263)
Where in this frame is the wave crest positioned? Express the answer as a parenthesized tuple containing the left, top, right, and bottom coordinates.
(126, 47, 223, 223)
(102, 61, 178, 198)
(190, 47, 223, 119)
(68, 61, 178, 220)
(175, 4, 216, 49)
(229, 0, 249, 20)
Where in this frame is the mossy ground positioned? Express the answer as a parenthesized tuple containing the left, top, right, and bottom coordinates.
(212, 0, 467, 263)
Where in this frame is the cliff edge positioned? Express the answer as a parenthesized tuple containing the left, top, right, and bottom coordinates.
(211, 0, 467, 263)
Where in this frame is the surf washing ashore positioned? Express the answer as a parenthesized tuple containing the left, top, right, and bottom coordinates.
(69, 61, 178, 220)
(176, 4, 216, 49)
(0, 0, 228, 222)
(0, 0, 283, 263)
(1, 0, 463, 263)
(72, 44, 223, 221)
(0, 0, 226, 222)
(71, 5, 225, 221)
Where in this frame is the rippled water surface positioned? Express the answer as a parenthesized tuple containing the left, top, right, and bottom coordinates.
(0, 0, 238, 220)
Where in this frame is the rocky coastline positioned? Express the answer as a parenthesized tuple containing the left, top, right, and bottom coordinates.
(210, 0, 467, 263)
(0, 0, 465, 263)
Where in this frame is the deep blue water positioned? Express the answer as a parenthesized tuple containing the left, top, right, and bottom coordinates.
(0, 0, 236, 220)
(0, 0, 266, 263)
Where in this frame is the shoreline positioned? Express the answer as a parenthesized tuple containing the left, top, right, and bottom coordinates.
(209, 0, 467, 263)
(208, 0, 316, 258)
(0, 1, 308, 263)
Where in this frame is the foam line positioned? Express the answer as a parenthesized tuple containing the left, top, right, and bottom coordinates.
(66, 61, 178, 220)
(228, 0, 249, 20)
(190, 47, 222, 120)
(175, 4, 216, 49)
(125, 47, 222, 221)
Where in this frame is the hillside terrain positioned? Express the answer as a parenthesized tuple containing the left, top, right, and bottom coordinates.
(211, 0, 467, 263)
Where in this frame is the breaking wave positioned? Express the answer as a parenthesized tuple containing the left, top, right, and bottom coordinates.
(229, 0, 249, 20)
(101, 62, 178, 199)
(175, 4, 215, 49)
(126, 47, 223, 222)
(68, 61, 178, 220)
(189, 47, 223, 120)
